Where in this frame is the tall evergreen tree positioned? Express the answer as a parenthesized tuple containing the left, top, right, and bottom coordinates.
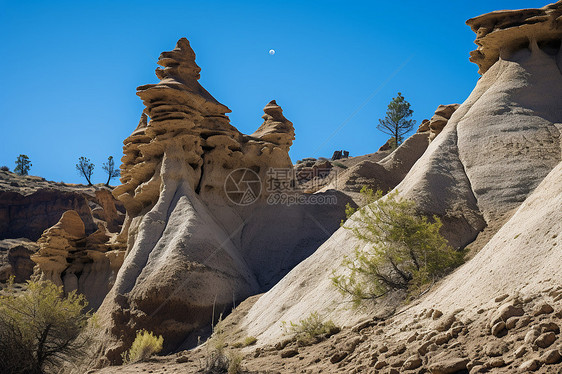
(377, 92, 416, 147)
(14, 154, 32, 176)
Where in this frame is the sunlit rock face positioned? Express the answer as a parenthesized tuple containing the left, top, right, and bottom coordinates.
(31, 210, 124, 310)
(237, 1, 562, 347)
(96, 38, 351, 363)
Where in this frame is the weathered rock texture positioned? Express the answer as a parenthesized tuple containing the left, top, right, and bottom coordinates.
(424, 104, 460, 141)
(467, 1, 562, 74)
(0, 170, 125, 240)
(31, 210, 124, 309)
(96, 38, 352, 363)
(0, 239, 38, 283)
(237, 0, 562, 347)
(0, 171, 126, 296)
(320, 130, 430, 194)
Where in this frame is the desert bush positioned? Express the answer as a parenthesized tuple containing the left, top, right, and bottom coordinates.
(242, 336, 257, 346)
(121, 329, 164, 364)
(283, 312, 338, 345)
(332, 187, 465, 307)
(227, 351, 243, 374)
(0, 166, 9, 171)
(232, 336, 257, 348)
(201, 316, 246, 374)
(0, 278, 93, 374)
(332, 161, 348, 169)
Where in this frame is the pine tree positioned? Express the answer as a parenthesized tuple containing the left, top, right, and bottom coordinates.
(377, 92, 416, 147)
(14, 154, 32, 176)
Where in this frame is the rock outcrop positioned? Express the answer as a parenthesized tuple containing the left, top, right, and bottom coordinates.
(31, 210, 125, 309)
(0, 170, 125, 241)
(467, 1, 562, 74)
(0, 239, 37, 283)
(423, 104, 460, 141)
(236, 0, 562, 348)
(319, 102, 458, 196)
(95, 38, 352, 363)
(321, 131, 430, 194)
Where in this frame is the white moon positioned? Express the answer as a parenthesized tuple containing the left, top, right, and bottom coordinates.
(269, 49, 275, 55)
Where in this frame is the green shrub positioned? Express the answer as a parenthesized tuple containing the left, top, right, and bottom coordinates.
(243, 336, 257, 346)
(0, 278, 92, 374)
(0, 166, 9, 172)
(232, 335, 257, 348)
(283, 312, 338, 345)
(332, 161, 348, 169)
(121, 329, 164, 364)
(332, 187, 465, 307)
(228, 351, 243, 374)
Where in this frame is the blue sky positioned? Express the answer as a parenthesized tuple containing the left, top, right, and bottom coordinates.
(0, 0, 550, 183)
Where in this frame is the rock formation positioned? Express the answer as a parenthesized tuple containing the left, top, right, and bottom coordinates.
(0, 239, 37, 283)
(0, 170, 125, 241)
(31, 210, 124, 309)
(466, 1, 562, 74)
(95, 38, 352, 363)
(236, 0, 562, 349)
(420, 103, 460, 141)
(326, 134, 429, 194)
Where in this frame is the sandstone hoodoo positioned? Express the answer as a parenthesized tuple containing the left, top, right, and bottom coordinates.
(96, 38, 352, 362)
(31, 210, 125, 309)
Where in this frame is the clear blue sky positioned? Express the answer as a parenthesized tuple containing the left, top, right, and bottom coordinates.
(0, 0, 550, 184)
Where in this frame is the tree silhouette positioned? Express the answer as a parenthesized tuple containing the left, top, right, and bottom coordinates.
(14, 155, 32, 176)
(76, 157, 94, 186)
(102, 156, 120, 187)
(377, 93, 416, 147)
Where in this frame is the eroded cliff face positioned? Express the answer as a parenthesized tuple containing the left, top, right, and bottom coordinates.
(0, 171, 126, 307)
(96, 38, 351, 363)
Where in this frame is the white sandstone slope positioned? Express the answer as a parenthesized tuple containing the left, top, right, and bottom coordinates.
(414, 159, 562, 316)
(240, 1, 562, 345)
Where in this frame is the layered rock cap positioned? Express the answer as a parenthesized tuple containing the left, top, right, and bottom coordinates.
(467, 1, 562, 74)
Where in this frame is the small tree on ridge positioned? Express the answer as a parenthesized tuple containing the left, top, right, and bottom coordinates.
(14, 154, 32, 176)
(76, 157, 95, 186)
(102, 156, 120, 187)
(377, 92, 416, 147)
